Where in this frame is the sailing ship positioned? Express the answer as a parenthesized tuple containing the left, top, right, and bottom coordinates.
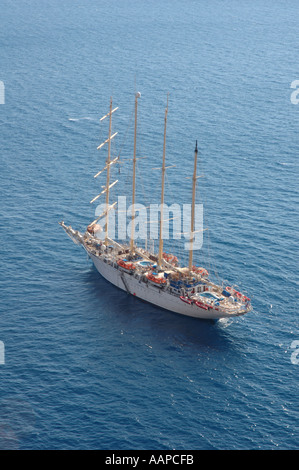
(60, 94, 252, 320)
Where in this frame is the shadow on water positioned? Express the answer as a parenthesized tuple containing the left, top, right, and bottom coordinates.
(82, 265, 243, 354)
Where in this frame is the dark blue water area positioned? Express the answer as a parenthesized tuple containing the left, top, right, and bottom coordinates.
(0, 0, 298, 450)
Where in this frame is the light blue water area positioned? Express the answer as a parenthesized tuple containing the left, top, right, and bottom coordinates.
(138, 261, 152, 267)
(0, 0, 298, 450)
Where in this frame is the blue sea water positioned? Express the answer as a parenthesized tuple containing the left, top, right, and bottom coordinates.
(0, 0, 298, 450)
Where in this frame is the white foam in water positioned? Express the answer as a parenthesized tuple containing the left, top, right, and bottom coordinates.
(68, 117, 94, 122)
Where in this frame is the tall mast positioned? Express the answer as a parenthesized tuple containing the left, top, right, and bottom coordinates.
(130, 92, 140, 253)
(188, 140, 198, 271)
(105, 97, 113, 245)
(158, 95, 169, 267)
(90, 99, 118, 238)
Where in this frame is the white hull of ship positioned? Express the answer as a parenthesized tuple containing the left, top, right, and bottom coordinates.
(88, 252, 246, 320)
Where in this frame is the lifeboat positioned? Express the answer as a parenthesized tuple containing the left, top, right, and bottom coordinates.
(117, 259, 136, 273)
(180, 296, 193, 305)
(87, 223, 102, 235)
(226, 286, 238, 295)
(226, 286, 250, 303)
(162, 252, 178, 266)
(192, 266, 209, 277)
(195, 300, 209, 310)
(146, 272, 167, 287)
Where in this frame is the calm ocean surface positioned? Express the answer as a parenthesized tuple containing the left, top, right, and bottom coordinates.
(0, 0, 298, 450)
